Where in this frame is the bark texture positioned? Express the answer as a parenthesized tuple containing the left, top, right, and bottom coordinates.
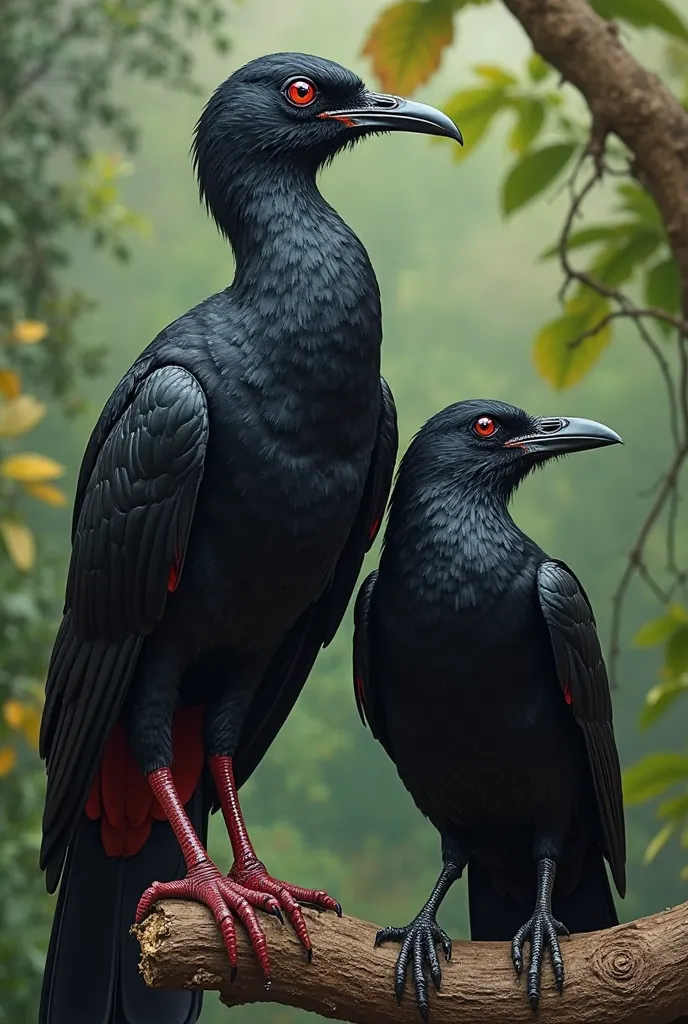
(501, 0, 688, 310)
(135, 899, 688, 1024)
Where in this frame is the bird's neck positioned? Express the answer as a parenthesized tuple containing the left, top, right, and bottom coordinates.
(216, 163, 382, 370)
(387, 475, 529, 608)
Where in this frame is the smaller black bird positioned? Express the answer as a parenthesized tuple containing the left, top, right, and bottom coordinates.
(353, 400, 626, 1018)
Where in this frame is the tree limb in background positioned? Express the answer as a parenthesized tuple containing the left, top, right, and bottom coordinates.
(502, 0, 688, 684)
(362, 0, 688, 870)
(135, 900, 688, 1024)
(502, 0, 688, 302)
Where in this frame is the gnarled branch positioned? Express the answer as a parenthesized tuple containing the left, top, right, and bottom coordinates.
(500, 0, 688, 311)
(135, 899, 688, 1024)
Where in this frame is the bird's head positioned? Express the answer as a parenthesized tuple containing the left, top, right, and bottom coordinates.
(192, 52, 462, 225)
(414, 399, 623, 500)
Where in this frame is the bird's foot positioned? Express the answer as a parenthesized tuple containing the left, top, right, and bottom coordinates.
(374, 911, 452, 1021)
(511, 906, 569, 1012)
(229, 855, 342, 961)
(135, 858, 283, 983)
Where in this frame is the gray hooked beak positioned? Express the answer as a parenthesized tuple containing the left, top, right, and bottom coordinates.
(504, 416, 623, 456)
(318, 93, 463, 145)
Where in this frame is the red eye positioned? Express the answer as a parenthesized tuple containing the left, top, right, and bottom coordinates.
(286, 79, 317, 106)
(474, 416, 497, 437)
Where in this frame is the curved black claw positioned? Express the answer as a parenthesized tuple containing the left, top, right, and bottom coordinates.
(511, 907, 569, 1012)
(375, 913, 452, 1021)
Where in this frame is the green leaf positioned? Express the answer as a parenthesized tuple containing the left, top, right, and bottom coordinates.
(634, 605, 688, 647)
(590, 0, 688, 41)
(508, 98, 546, 154)
(590, 228, 662, 288)
(640, 677, 688, 729)
(526, 52, 551, 82)
(442, 87, 509, 159)
(623, 753, 688, 805)
(539, 224, 630, 260)
(657, 792, 688, 820)
(473, 63, 517, 86)
(615, 183, 664, 226)
(667, 625, 688, 676)
(643, 821, 675, 864)
(362, 0, 492, 94)
(645, 257, 681, 333)
(533, 301, 612, 390)
(501, 144, 577, 216)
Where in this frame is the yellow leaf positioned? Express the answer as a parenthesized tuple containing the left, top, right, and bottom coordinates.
(362, 0, 455, 95)
(0, 395, 46, 438)
(3, 699, 26, 729)
(20, 705, 40, 748)
(532, 304, 613, 390)
(0, 452, 64, 481)
(0, 746, 16, 776)
(0, 520, 36, 571)
(24, 481, 68, 507)
(9, 320, 48, 344)
(0, 370, 21, 399)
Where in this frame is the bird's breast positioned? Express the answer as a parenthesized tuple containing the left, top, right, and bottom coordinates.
(377, 589, 581, 830)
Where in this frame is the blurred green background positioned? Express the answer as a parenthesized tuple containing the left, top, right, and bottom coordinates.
(1, 0, 687, 1021)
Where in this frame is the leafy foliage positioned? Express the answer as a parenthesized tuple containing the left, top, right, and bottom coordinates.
(362, 0, 492, 94)
(363, 0, 688, 880)
(0, 1, 233, 1019)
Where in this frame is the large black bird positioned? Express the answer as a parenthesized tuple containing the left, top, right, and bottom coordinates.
(38, 53, 462, 1024)
(354, 399, 626, 1018)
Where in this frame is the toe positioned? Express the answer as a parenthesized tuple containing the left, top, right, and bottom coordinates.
(412, 933, 429, 1021)
(266, 879, 340, 915)
(220, 888, 271, 979)
(545, 923, 565, 993)
(395, 930, 414, 1005)
(424, 930, 442, 992)
(375, 926, 405, 948)
(526, 923, 544, 1011)
(436, 926, 452, 962)
(275, 887, 312, 953)
(135, 881, 165, 923)
(511, 926, 528, 978)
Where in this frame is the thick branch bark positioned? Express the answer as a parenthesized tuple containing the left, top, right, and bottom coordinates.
(135, 899, 688, 1024)
(500, 0, 688, 311)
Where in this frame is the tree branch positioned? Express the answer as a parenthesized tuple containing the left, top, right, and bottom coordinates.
(135, 900, 688, 1024)
(499, 0, 688, 315)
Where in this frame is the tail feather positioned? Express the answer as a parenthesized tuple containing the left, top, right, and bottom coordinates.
(40, 787, 207, 1024)
(468, 849, 618, 942)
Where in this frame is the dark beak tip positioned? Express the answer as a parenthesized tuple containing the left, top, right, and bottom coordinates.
(328, 93, 462, 145)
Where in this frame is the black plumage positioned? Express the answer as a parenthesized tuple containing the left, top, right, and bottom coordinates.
(39, 52, 462, 1024)
(354, 399, 626, 1018)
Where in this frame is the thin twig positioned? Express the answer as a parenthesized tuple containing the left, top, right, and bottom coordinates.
(554, 137, 688, 685)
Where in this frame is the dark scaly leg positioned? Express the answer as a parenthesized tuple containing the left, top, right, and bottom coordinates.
(375, 834, 465, 1021)
(511, 856, 569, 1011)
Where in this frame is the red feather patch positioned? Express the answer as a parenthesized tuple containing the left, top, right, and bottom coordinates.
(563, 683, 572, 706)
(85, 706, 204, 857)
(167, 560, 181, 592)
(369, 517, 381, 542)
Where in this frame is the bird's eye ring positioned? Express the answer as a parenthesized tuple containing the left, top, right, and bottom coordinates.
(285, 78, 317, 107)
(474, 416, 497, 438)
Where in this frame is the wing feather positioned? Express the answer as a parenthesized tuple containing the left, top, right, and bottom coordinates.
(537, 559, 626, 896)
(40, 365, 209, 888)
